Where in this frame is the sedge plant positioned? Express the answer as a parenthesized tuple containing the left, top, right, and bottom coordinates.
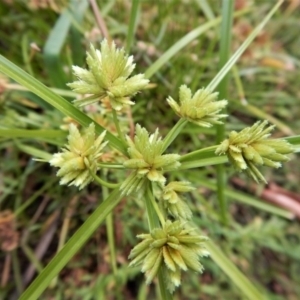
(0, 1, 299, 299)
(46, 39, 293, 297)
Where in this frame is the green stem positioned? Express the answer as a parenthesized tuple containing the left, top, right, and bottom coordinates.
(112, 109, 126, 143)
(206, 240, 265, 300)
(178, 156, 227, 170)
(207, 0, 284, 91)
(22, 244, 43, 273)
(19, 189, 123, 300)
(144, 183, 172, 300)
(97, 162, 125, 169)
(180, 145, 218, 162)
(157, 269, 173, 300)
(162, 118, 187, 153)
(147, 184, 165, 226)
(0, 54, 128, 155)
(50, 196, 78, 288)
(231, 66, 293, 136)
(126, 0, 140, 53)
(12, 249, 23, 294)
(90, 171, 120, 189)
(144, 182, 160, 229)
(6, 83, 78, 98)
(102, 171, 117, 275)
(215, 0, 235, 225)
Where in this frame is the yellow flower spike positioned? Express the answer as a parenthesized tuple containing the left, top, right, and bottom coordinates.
(142, 248, 161, 273)
(121, 125, 181, 195)
(163, 247, 177, 272)
(168, 267, 181, 290)
(68, 40, 149, 110)
(168, 247, 188, 271)
(216, 120, 294, 183)
(128, 220, 208, 293)
(161, 181, 195, 220)
(145, 250, 163, 285)
(49, 123, 108, 190)
(167, 85, 228, 127)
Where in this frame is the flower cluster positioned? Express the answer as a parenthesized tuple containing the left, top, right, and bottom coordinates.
(167, 85, 228, 127)
(215, 120, 294, 183)
(120, 124, 181, 195)
(129, 220, 209, 293)
(68, 39, 149, 111)
(161, 181, 195, 220)
(49, 123, 107, 189)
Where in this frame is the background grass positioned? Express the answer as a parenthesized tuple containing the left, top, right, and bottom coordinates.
(0, 0, 300, 299)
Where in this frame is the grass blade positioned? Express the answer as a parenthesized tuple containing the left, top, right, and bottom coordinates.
(206, 240, 265, 300)
(19, 189, 123, 300)
(199, 178, 293, 219)
(215, 0, 235, 225)
(43, 8, 71, 88)
(207, 0, 284, 91)
(144, 9, 249, 79)
(0, 129, 67, 139)
(0, 54, 128, 155)
(126, 0, 140, 53)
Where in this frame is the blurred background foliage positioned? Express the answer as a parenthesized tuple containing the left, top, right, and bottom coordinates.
(0, 0, 300, 299)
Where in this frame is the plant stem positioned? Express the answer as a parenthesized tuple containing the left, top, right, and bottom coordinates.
(162, 118, 187, 153)
(12, 249, 23, 294)
(231, 65, 293, 136)
(97, 162, 125, 169)
(147, 185, 165, 226)
(216, 0, 235, 225)
(144, 182, 160, 229)
(207, 0, 284, 92)
(206, 240, 265, 300)
(126, 0, 140, 53)
(0, 54, 128, 155)
(144, 183, 172, 300)
(90, 171, 120, 189)
(102, 171, 117, 275)
(112, 109, 126, 143)
(180, 145, 218, 162)
(19, 189, 123, 300)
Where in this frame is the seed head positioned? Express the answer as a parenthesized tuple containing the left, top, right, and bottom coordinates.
(215, 120, 294, 183)
(49, 123, 108, 189)
(129, 220, 208, 293)
(120, 125, 181, 195)
(161, 181, 195, 220)
(167, 85, 227, 127)
(68, 40, 149, 111)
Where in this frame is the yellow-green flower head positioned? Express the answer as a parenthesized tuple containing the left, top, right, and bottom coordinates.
(129, 220, 209, 293)
(68, 39, 149, 111)
(162, 181, 195, 220)
(121, 125, 181, 195)
(215, 120, 294, 183)
(167, 85, 228, 127)
(49, 123, 108, 189)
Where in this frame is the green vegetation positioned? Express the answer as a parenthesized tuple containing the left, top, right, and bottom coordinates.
(0, 1, 300, 299)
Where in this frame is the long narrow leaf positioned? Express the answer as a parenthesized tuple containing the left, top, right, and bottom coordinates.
(144, 9, 249, 79)
(206, 240, 265, 300)
(0, 129, 67, 139)
(199, 178, 293, 219)
(0, 55, 128, 155)
(207, 0, 284, 91)
(19, 189, 123, 300)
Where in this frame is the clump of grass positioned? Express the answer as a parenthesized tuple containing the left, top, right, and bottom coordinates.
(0, 1, 300, 300)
